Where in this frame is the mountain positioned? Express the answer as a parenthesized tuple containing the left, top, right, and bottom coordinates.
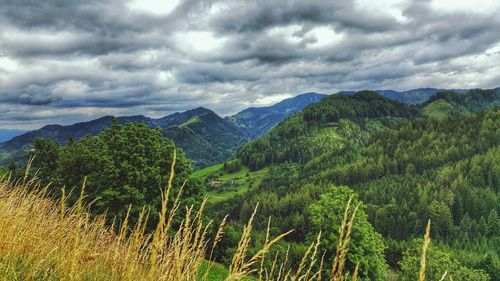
(163, 108, 249, 168)
(0, 129, 27, 143)
(209, 90, 500, 279)
(0, 107, 248, 168)
(238, 88, 500, 170)
(2, 88, 496, 168)
(337, 88, 469, 104)
(0, 115, 153, 150)
(226, 92, 326, 138)
(237, 91, 420, 170)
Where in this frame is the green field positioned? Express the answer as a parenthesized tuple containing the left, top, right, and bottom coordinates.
(192, 164, 269, 204)
(192, 163, 224, 179)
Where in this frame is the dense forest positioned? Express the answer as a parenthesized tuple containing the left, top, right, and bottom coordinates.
(208, 89, 500, 280)
(3, 89, 499, 280)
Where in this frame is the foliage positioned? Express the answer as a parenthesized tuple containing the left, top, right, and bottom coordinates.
(400, 239, 490, 281)
(0, 155, 215, 281)
(302, 91, 419, 124)
(0, 170, 407, 281)
(308, 186, 388, 280)
(31, 121, 203, 226)
(424, 88, 500, 112)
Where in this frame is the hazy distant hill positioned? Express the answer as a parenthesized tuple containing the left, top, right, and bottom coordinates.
(227, 92, 327, 138)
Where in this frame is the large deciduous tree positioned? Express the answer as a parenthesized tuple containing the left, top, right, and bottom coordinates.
(32, 121, 203, 226)
(307, 185, 388, 281)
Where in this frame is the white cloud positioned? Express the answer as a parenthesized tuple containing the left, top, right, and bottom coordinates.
(173, 31, 228, 54)
(430, 0, 500, 15)
(126, 0, 180, 16)
(267, 25, 303, 45)
(51, 80, 90, 96)
(306, 26, 345, 48)
(355, 0, 409, 22)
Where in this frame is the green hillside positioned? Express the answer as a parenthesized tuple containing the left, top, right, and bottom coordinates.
(164, 110, 248, 168)
(424, 88, 500, 112)
(238, 91, 419, 170)
(193, 163, 269, 204)
(0, 108, 249, 169)
(207, 90, 500, 280)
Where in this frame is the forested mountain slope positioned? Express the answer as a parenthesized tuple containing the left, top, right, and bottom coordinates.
(210, 89, 500, 280)
(237, 91, 419, 170)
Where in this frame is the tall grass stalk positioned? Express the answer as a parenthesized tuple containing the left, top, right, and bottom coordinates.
(418, 220, 431, 281)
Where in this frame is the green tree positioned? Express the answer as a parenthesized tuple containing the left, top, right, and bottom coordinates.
(308, 185, 388, 281)
(30, 137, 60, 182)
(33, 122, 203, 227)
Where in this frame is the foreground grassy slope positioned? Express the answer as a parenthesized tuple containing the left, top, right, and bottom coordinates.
(0, 172, 212, 280)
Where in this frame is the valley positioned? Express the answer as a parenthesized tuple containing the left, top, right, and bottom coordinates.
(1, 88, 499, 280)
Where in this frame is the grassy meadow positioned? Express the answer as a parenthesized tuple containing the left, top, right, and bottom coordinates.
(193, 164, 269, 204)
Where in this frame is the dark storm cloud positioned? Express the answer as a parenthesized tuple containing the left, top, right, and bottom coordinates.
(0, 85, 61, 105)
(211, 0, 397, 34)
(0, 0, 499, 129)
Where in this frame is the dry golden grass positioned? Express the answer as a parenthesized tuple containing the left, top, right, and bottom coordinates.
(0, 152, 220, 280)
(0, 155, 435, 281)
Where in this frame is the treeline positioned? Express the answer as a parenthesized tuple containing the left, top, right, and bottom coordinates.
(238, 92, 419, 170)
(302, 91, 419, 123)
(424, 88, 500, 112)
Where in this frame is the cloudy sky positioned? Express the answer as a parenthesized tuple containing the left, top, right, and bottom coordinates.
(1, 0, 500, 129)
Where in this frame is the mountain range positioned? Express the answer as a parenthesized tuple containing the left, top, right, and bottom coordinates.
(0, 92, 328, 168)
(0, 87, 488, 168)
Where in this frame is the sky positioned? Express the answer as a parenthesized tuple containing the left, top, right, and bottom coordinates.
(1, 0, 500, 130)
